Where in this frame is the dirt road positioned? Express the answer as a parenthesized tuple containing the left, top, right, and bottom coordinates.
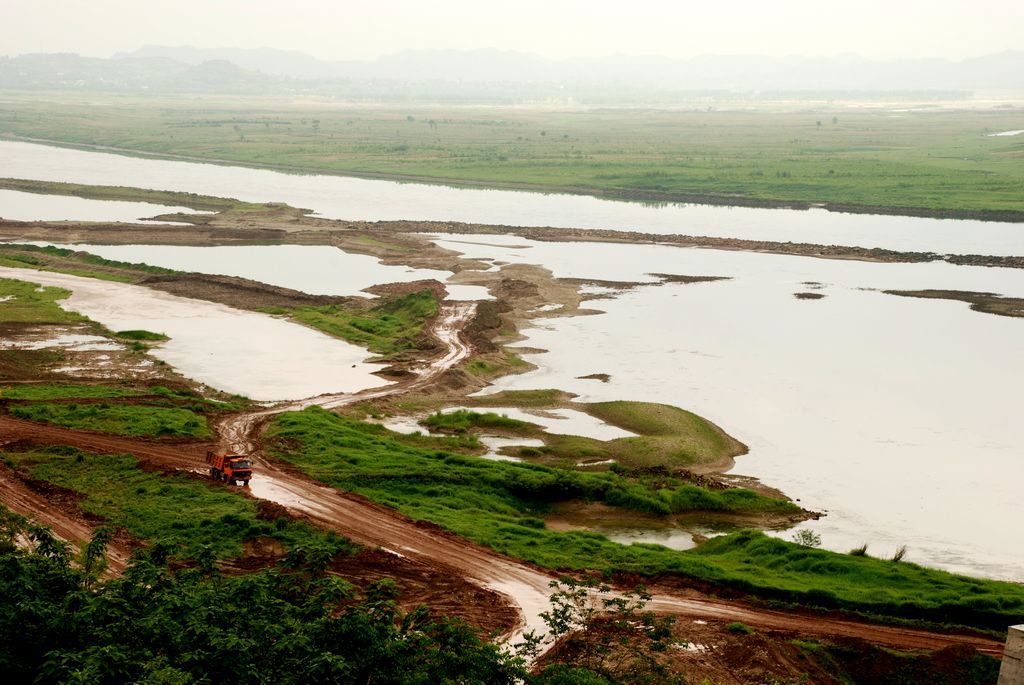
(216, 302, 475, 452)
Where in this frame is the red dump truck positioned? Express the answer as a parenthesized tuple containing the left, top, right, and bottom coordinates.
(206, 451, 253, 486)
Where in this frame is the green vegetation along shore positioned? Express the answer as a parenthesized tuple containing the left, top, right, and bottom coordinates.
(2, 94, 1023, 218)
(4, 446, 349, 560)
(264, 290, 440, 357)
(267, 407, 1024, 632)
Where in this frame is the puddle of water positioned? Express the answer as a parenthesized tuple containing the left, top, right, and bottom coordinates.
(0, 266, 393, 401)
(33, 243, 492, 301)
(5, 140, 1024, 255)
(442, 406, 635, 441)
(479, 436, 544, 462)
(601, 526, 697, 552)
(576, 459, 616, 467)
(0, 189, 208, 224)
(0, 332, 123, 352)
(372, 416, 425, 435)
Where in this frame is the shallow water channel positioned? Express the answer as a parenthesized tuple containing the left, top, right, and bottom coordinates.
(0, 266, 392, 401)
(4, 140, 1024, 255)
(0, 188, 207, 224)
(33, 243, 492, 301)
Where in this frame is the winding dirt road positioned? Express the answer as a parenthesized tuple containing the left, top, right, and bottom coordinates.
(0, 301, 1005, 658)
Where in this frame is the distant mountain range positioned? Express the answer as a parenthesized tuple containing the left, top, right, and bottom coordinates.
(2, 46, 1022, 101)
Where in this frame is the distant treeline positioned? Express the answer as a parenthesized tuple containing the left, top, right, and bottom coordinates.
(0, 50, 1010, 102)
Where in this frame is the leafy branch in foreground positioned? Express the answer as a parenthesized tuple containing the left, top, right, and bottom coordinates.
(520, 577, 687, 685)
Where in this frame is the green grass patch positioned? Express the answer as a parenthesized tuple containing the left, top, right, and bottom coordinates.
(8, 402, 212, 439)
(726, 621, 754, 635)
(0, 244, 179, 283)
(266, 290, 438, 355)
(147, 385, 248, 413)
(586, 401, 746, 469)
(265, 407, 1024, 631)
(464, 397, 747, 470)
(422, 409, 530, 434)
(690, 531, 1024, 631)
(0, 277, 85, 324)
(4, 446, 352, 560)
(115, 329, 169, 341)
(470, 389, 576, 408)
(0, 383, 139, 401)
(463, 352, 530, 379)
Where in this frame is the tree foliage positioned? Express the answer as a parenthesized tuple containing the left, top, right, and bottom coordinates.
(520, 577, 686, 685)
(0, 512, 521, 684)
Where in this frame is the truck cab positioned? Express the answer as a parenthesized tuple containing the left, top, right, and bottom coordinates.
(206, 451, 253, 486)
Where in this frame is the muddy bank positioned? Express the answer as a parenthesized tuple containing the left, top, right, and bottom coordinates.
(4, 203, 1024, 271)
(883, 289, 1024, 318)
(139, 273, 360, 310)
(390, 221, 1024, 269)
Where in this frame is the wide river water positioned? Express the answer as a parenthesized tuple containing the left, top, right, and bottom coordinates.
(2, 141, 1022, 581)
(0, 189, 207, 224)
(2, 140, 1023, 256)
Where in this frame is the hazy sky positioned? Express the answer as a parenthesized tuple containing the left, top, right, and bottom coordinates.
(2, 0, 1022, 61)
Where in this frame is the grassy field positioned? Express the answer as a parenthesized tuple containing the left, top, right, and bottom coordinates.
(422, 409, 531, 433)
(8, 402, 212, 439)
(0, 277, 88, 324)
(265, 407, 1024, 631)
(451, 395, 747, 470)
(0, 244, 183, 286)
(265, 290, 439, 356)
(0, 383, 140, 401)
(4, 382, 246, 438)
(4, 446, 352, 560)
(1, 94, 1022, 215)
(268, 407, 795, 522)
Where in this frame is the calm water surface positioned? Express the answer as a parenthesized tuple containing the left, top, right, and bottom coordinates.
(3, 141, 1023, 255)
(0, 189, 205, 224)
(36, 243, 491, 301)
(0, 266, 392, 401)
(466, 240, 1024, 580)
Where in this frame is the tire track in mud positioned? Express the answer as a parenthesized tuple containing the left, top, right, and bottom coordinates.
(0, 302, 1004, 658)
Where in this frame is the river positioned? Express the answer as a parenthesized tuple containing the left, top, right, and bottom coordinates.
(2, 140, 1023, 256)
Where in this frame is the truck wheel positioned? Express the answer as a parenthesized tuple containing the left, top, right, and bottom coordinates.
(209, 468, 216, 478)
